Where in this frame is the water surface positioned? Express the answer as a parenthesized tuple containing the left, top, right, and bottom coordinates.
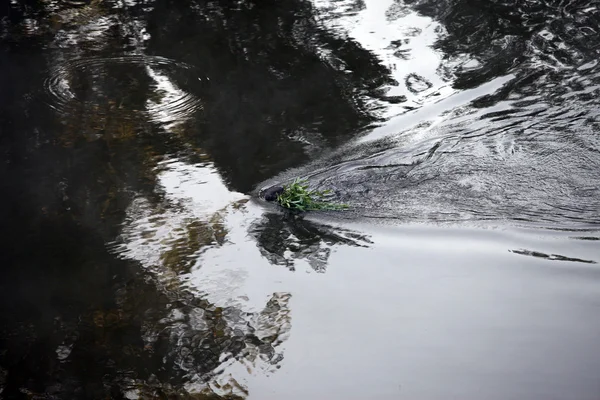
(1, 0, 599, 399)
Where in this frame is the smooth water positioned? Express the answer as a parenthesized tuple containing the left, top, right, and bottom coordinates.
(1, 0, 599, 399)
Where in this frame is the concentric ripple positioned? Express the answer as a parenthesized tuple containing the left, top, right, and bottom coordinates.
(44, 55, 204, 125)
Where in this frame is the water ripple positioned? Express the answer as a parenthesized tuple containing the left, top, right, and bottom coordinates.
(43, 55, 204, 126)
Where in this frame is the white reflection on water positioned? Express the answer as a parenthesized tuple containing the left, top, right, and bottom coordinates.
(112, 153, 600, 400)
(311, 0, 452, 117)
(145, 65, 203, 130)
(114, 157, 247, 272)
(109, 162, 600, 393)
(309, 0, 520, 146)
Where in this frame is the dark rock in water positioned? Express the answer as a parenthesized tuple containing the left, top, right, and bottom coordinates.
(263, 186, 284, 201)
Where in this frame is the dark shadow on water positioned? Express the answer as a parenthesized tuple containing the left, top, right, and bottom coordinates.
(249, 212, 372, 272)
(145, 0, 394, 192)
(405, 0, 600, 89)
(509, 249, 597, 265)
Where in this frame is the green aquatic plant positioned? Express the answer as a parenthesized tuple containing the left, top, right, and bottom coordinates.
(276, 178, 349, 211)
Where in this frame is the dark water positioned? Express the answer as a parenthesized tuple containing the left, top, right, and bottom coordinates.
(1, 0, 599, 399)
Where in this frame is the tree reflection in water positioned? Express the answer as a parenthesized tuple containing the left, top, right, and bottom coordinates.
(0, 0, 384, 397)
(250, 212, 372, 272)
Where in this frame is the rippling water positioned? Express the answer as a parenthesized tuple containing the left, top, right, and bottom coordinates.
(44, 56, 204, 127)
(262, 0, 600, 227)
(1, 0, 599, 399)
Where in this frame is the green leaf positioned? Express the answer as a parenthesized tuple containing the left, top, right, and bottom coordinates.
(274, 178, 349, 212)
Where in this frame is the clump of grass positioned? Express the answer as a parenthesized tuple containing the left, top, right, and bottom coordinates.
(276, 178, 349, 211)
